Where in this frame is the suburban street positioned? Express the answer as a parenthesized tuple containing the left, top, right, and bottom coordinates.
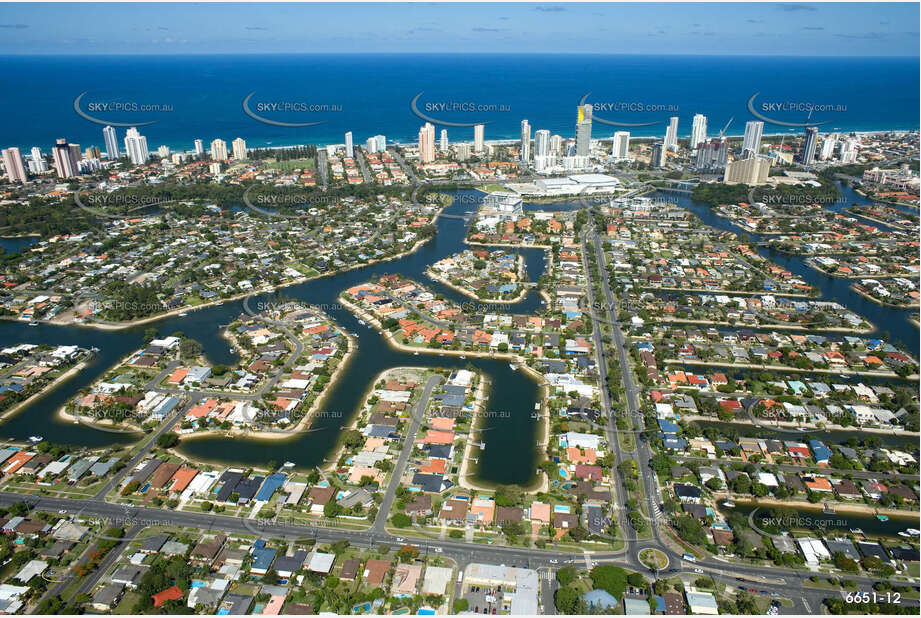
(372, 374, 442, 533)
(1, 491, 904, 615)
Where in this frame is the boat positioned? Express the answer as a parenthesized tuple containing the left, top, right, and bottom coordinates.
(459, 355, 466, 359)
(850, 528, 864, 535)
(413, 352, 419, 356)
(823, 503, 836, 515)
(723, 499, 736, 508)
(876, 514, 889, 522)
(509, 363, 517, 371)
(178, 312, 188, 317)
(28, 436, 43, 443)
(28, 321, 38, 327)
(534, 403, 540, 410)
(906, 528, 921, 537)
(358, 319, 366, 326)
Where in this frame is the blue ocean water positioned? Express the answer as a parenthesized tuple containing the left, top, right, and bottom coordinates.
(0, 54, 917, 153)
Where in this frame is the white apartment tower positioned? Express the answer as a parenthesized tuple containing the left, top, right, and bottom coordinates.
(690, 114, 707, 151)
(210, 138, 228, 161)
(664, 116, 679, 151)
(232, 137, 247, 160)
(611, 131, 630, 159)
(103, 125, 119, 160)
(124, 127, 149, 165)
(28, 147, 48, 173)
(473, 124, 485, 153)
(742, 121, 764, 158)
(520, 119, 531, 167)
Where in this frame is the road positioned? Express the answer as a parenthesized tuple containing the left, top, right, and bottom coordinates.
(578, 228, 635, 546)
(373, 374, 442, 533)
(316, 149, 328, 189)
(93, 397, 199, 500)
(0, 492, 894, 615)
(354, 147, 373, 183)
(583, 221, 665, 563)
(73, 524, 144, 600)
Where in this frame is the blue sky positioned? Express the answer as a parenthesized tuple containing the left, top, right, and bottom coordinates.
(0, 2, 917, 56)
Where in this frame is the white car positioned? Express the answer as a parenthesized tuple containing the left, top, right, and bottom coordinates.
(693, 568, 704, 574)
(434, 547, 443, 553)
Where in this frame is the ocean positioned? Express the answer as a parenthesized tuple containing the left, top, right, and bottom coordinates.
(0, 53, 917, 154)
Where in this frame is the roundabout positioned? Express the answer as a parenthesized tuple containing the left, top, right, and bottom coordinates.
(638, 547, 669, 571)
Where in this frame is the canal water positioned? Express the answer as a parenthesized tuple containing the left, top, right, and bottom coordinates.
(0, 190, 549, 486)
(662, 182, 919, 357)
(0, 236, 39, 254)
(722, 501, 920, 540)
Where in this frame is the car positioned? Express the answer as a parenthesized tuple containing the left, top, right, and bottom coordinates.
(58, 509, 67, 514)
(693, 568, 704, 574)
(434, 547, 443, 553)
(749, 588, 758, 594)
(549, 559, 558, 564)
(474, 607, 478, 613)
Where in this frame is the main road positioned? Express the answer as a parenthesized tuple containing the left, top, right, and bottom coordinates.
(0, 491, 894, 615)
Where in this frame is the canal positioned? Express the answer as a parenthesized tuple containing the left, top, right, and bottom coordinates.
(722, 501, 920, 540)
(663, 182, 919, 357)
(1, 182, 917, 487)
(0, 189, 551, 486)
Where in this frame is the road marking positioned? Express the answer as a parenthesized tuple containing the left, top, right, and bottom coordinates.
(583, 551, 593, 570)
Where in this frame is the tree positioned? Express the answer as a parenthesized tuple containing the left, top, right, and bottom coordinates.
(590, 564, 629, 600)
(323, 499, 342, 518)
(554, 586, 582, 614)
(179, 338, 202, 359)
(390, 513, 411, 528)
(556, 566, 577, 587)
(156, 433, 179, 448)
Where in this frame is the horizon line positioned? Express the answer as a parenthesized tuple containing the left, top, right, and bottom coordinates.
(0, 51, 917, 59)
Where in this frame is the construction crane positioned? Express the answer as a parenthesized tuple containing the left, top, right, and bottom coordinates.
(718, 117, 733, 139)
